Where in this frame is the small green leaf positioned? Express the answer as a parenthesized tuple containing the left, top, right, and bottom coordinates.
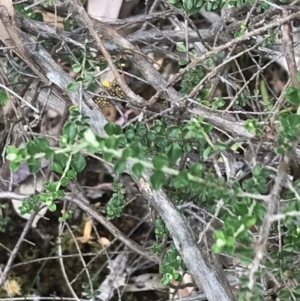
(35, 137, 50, 152)
(53, 153, 69, 168)
(278, 289, 291, 300)
(114, 158, 126, 174)
(136, 122, 147, 136)
(161, 274, 171, 285)
(293, 284, 300, 294)
(166, 125, 181, 138)
(0, 88, 8, 105)
(212, 97, 225, 110)
(154, 135, 167, 147)
(6, 145, 19, 155)
(117, 135, 127, 148)
(44, 181, 59, 193)
(27, 140, 39, 156)
(27, 160, 41, 174)
(132, 163, 144, 178)
(203, 146, 211, 160)
(103, 151, 114, 162)
(183, 0, 193, 10)
(72, 63, 82, 73)
(60, 177, 70, 186)
(195, 0, 203, 9)
(129, 141, 144, 158)
(216, 141, 228, 150)
(9, 161, 20, 172)
(71, 153, 86, 173)
(179, 59, 188, 66)
(104, 136, 117, 149)
(48, 203, 57, 212)
(104, 122, 122, 136)
(150, 170, 166, 189)
(189, 163, 203, 176)
(66, 169, 77, 180)
(146, 130, 156, 141)
(176, 42, 186, 52)
(63, 121, 78, 143)
(153, 154, 169, 169)
(45, 148, 54, 159)
(83, 128, 99, 148)
(69, 105, 81, 116)
(205, 1, 212, 11)
(7, 153, 17, 162)
(286, 114, 300, 127)
(84, 71, 94, 82)
(167, 143, 182, 166)
(122, 147, 133, 159)
(125, 129, 135, 139)
(225, 236, 235, 247)
(67, 82, 80, 92)
(260, 80, 273, 110)
(51, 162, 63, 174)
(286, 86, 300, 105)
(173, 171, 189, 188)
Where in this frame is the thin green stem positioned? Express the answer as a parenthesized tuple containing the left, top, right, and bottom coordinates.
(56, 154, 73, 192)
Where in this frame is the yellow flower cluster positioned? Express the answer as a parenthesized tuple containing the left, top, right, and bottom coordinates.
(94, 80, 124, 108)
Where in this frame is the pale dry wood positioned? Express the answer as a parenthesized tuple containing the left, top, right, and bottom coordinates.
(87, 0, 123, 22)
(133, 168, 236, 301)
(92, 253, 128, 301)
(0, 0, 49, 84)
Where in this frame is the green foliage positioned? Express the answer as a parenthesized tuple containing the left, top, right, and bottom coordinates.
(58, 209, 73, 223)
(169, 0, 203, 16)
(6, 77, 300, 299)
(81, 274, 98, 299)
(7, 106, 90, 217)
(242, 166, 270, 194)
(238, 275, 264, 301)
(262, 28, 281, 46)
(106, 180, 126, 219)
(176, 42, 187, 52)
(67, 82, 81, 92)
(14, 4, 43, 21)
(0, 88, 8, 106)
(153, 216, 185, 285)
(7, 0, 300, 298)
(155, 217, 169, 238)
(180, 66, 204, 98)
(168, 0, 274, 16)
(151, 241, 162, 253)
(245, 119, 264, 137)
(161, 244, 186, 285)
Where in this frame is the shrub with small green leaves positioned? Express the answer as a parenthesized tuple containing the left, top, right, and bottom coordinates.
(180, 66, 204, 98)
(161, 244, 187, 285)
(106, 180, 126, 219)
(81, 274, 98, 299)
(6, 79, 300, 301)
(168, 0, 275, 16)
(7, 105, 89, 218)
